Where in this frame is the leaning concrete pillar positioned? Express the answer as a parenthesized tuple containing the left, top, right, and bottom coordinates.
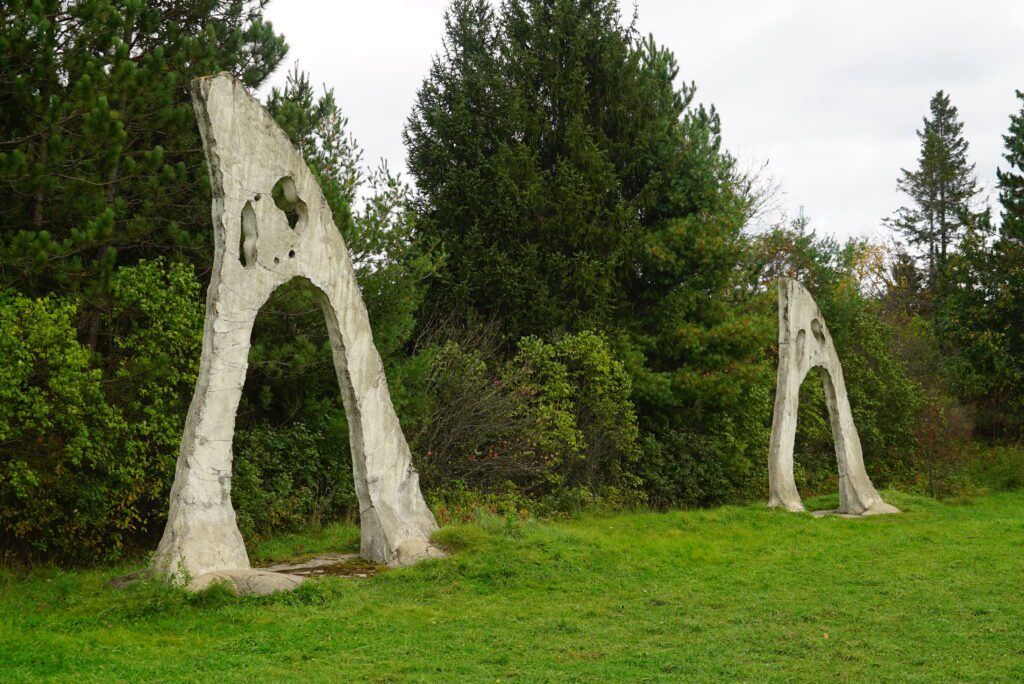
(151, 73, 442, 582)
(767, 278, 898, 516)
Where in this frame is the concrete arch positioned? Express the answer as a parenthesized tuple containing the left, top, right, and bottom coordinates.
(151, 74, 440, 581)
(766, 278, 898, 516)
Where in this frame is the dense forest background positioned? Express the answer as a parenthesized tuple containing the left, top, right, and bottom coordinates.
(1, 0, 1022, 563)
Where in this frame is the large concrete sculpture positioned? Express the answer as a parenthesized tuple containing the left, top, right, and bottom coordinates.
(151, 73, 443, 583)
(767, 278, 899, 516)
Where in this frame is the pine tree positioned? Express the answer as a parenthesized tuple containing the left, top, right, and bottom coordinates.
(0, 0, 287, 347)
(998, 90, 1024, 241)
(933, 92, 1024, 437)
(405, 0, 765, 505)
(890, 90, 979, 292)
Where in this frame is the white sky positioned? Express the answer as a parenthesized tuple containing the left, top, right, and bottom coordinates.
(262, 0, 1024, 241)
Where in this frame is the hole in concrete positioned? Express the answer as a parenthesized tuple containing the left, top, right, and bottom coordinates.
(271, 176, 306, 232)
(811, 318, 826, 344)
(273, 256, 280, 264)
(288, 249, 296, 259)
(240, 201, 257, 268)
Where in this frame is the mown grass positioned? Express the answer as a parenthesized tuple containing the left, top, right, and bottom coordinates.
(1, 490, 1023, 682)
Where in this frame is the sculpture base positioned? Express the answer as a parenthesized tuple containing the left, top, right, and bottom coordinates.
(810, 501, 901, 518)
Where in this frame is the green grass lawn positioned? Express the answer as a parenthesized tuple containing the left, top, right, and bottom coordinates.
(2, 490, 1023, 682)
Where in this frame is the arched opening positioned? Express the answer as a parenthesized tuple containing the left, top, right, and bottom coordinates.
(230, 276, 357, 545)
(791, 365, 841, 502)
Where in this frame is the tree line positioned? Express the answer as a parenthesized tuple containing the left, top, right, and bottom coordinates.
(1, 0, 1021, 562)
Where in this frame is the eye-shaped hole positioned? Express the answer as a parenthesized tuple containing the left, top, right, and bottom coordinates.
(810, 318, 826, 344)
(240, 200, 258, 267)
(271, 176, 307, 232)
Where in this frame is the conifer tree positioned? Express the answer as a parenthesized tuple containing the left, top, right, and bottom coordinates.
(405, 0, 765, 504)
(934, 92, 1024, 436)
(890, 90, 979, 292)
(0, 0, 287, 346)
(997, 90, 1024, 241)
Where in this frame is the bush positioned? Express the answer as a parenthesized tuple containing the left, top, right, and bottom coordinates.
(965, 444, 1024, 493)
(411, 331, 644, 511)
(0, 292, 127, 561)
(105, 258, 203, 544)
(509, 331, 644, 501)
(232, 423, 357, 541)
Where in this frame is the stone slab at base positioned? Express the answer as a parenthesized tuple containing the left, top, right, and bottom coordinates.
(810, 501, 901, 519)
(187, 569, 305, 596)
(389, 539, 448, 567)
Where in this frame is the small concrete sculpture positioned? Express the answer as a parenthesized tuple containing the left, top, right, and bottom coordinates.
(151, 73, 443, 584)
(767, 278, 899, 516)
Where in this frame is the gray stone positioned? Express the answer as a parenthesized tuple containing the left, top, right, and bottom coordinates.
(389, 538, 448, 567)
(767, 279, 899, 516)
(260, 553, 361, 575)
(151, 73, 443, 583)
(188, 569, 305, 596)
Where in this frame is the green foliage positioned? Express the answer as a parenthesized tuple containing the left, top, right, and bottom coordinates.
(0, 259, 206, 561)
(405, 0, 766, 510)
(0, 0, 287, 308)
(106, 259, 203, 526)
(231, 423, 357, 541)
(411, 331, 643, 509)
(997, 90, 1024, 241)
(888, 90, 980, 292)
(926, 93, 1024, 438)
(405, 0, 752, 343)
(0, 292, 125, 560)
(966, 444, 1024, 493)
(509, 331, 643, 498)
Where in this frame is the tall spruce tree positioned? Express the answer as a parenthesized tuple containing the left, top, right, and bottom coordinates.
(0, 0, 287, 347)
(405, 0, 765, 505)
(998, 90, 1024, 241)
(890, 90, 979, 292)
(933, 92, 1024, 437)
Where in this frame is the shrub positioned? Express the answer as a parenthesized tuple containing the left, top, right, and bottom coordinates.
(509, 331, 644, 501)
(965, 444, 1024, 493)
(409, 338, 541, 491)
(105, 258, 203, 543)
(231, 422, 357, 541)
(0, 292, 126, 561)
(411, 330, 644, 510)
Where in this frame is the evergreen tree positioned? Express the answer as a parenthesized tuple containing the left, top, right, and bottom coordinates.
(931, 93, 1024, 437)
(889, 90, 979, 292)
(406, 0, 765, 505)
(998, 90, 1024, 241)
(0, 0, 287, 346)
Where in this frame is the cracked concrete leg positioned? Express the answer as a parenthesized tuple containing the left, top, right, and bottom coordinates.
(767, 279, 898, 516)
(767, 324, 804, 512)
(151, 300, 256, 579)
(151, 73, 441, 583)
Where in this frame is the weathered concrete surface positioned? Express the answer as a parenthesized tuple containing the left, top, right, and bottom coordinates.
(151, 73, 442, 582)
(188, 569, 305, 596)
(767, 279, 899, 516)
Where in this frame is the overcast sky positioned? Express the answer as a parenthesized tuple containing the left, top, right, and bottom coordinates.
(262, 1, 1024, 241)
